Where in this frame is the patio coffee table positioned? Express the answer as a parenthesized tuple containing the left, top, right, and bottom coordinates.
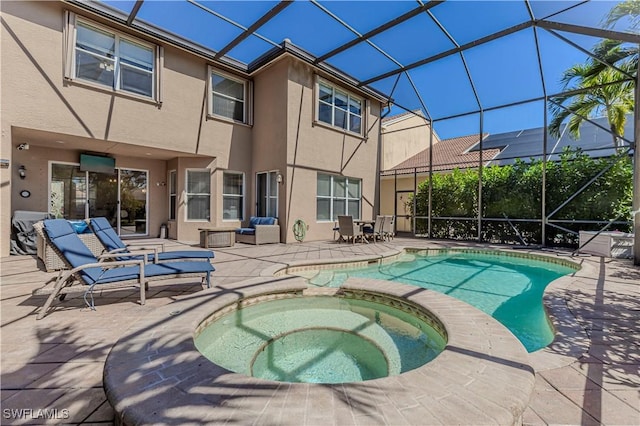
(199, 227, 237, 248)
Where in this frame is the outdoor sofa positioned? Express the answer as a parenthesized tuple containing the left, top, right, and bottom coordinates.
(235, 217, 280, 245)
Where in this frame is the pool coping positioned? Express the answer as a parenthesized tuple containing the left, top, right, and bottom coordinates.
(104, 275, 535, 425)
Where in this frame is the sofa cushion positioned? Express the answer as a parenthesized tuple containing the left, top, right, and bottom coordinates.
(235, 228, 256, 235)
(248, 217, 276, 228)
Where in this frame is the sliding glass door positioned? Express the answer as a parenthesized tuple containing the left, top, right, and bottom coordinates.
(87, 171, 118, 227)
(119, 169, 148, 236)
(50, 163, 148, 235)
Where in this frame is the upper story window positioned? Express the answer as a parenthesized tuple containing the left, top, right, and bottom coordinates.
(317, 79, 363, 134)
(209, 69, 248, 123)
(73, 19, 155, 98)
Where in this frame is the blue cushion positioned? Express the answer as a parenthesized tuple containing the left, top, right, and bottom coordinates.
(44, 219, 102, 284)
(261, 217, 276, 225)
(90, 261, 214, 284)
(249, 216, 276, 228)
(235, 228, 255, 235)
(68, 220, 90, 234)
(248, 217, 276, 228)
(90, 217, 126, 251)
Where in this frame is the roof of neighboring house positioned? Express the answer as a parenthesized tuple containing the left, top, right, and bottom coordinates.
(385, 134, 499, 174)
(468, 115, 634, 165)
(382, 110, 426, 126)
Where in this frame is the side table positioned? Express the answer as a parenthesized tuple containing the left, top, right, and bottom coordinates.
(199, 227, 237, 248)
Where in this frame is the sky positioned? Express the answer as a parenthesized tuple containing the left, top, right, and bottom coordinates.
(101, 0, 635, 140)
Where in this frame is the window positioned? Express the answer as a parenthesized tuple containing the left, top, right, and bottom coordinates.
(317, 80, 362, 134)
(73, 19, 154, 97)
(169, 170, 176, 220)
(210, 70, 246, 122)
(223, 172, 244, 220)
(317, 174, 361, 221)
(186, 170, 210, 221)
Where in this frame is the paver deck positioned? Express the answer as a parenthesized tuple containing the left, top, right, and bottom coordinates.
(1, 238, 639, 425)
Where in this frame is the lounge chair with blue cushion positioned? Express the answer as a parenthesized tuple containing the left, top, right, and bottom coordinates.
(235, 216, 280, 245)
(33, 219, 214, 320)
(89, 217, 214, 263)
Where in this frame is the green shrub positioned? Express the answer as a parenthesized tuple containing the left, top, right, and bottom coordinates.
(412, 148, 633, 246)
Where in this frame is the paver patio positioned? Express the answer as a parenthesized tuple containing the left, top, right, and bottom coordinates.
(1, 237, 638, 425)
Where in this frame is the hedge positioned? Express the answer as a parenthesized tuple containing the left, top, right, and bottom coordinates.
(411, 148, 633, 246)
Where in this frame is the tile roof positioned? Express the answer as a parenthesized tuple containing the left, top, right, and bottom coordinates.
(382, 109, 424, 124)
(385, 133, 500, 174)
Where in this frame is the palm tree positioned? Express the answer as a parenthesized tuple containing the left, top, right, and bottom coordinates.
(549, 63, 634, 148)
(548, 1, 638, 147)
(602, 0, 640, 30)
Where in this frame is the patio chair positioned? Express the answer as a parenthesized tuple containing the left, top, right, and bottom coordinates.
(382, 215, 395, 241)
(364, 215, 385, 243)
(89, 217, 214, 263)
(32, 219, 214, 320)
(337, 215, 364, 244)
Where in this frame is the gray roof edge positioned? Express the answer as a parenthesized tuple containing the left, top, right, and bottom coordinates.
(65, 0, 250, 73)
(248, 40, 390, 103)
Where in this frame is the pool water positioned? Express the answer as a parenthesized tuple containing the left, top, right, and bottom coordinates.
(310, 252, 576, 352)
(195, 296, 446, 383)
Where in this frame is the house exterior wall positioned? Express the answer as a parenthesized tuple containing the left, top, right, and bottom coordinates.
(0, 1, 383, 255)
(381, 114, 438, 170)
(284, 59, 381, 243)
(251, 59, 289, 238)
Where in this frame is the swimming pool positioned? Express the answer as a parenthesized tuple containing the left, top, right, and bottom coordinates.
(300, 250, 577, 352)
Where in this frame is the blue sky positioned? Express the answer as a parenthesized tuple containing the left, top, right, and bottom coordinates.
(102, 0, 634, 139)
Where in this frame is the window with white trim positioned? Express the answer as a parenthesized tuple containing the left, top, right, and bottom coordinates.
(317, 79, 362, 134)
(210, 70, 246, 122)
(73, 19, 155, 97)
(223, 172, 244, 220)
(186, 170, 210, 221)
(168, 170, 176, 220)
(316, 174, 361, 221)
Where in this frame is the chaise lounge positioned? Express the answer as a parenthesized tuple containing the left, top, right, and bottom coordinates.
(235, 217, 280, 245)
(33, 219, 214, 319)
(89, 217, 214, 262)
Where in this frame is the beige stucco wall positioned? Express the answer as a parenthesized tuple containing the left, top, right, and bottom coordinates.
(1, 1, 383, 253)
(0, 0, 253, 252)
(251, 59, 289, 237)
(284, 59, 381, 243)
(381, 114, 438, 170)
(1, 1, 252, 161)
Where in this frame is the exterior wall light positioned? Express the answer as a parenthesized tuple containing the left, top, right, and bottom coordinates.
(18, 165, 26, 179)
(276, 173, 283, 184)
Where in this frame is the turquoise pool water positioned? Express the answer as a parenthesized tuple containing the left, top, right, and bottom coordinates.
(195, 296, 446, 383)
(308, 251, 577, 352)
